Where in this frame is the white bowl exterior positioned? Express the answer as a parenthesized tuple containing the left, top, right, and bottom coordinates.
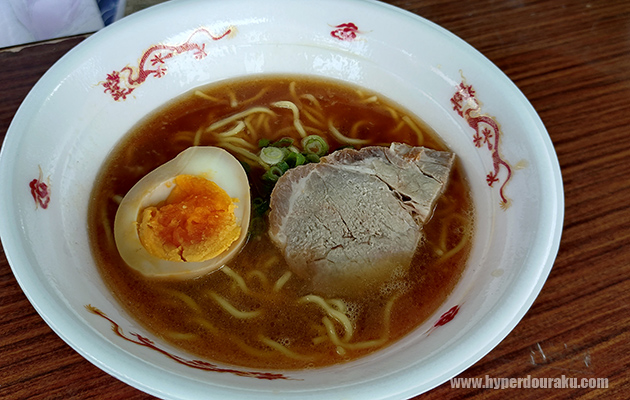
(0, 0, 563, 398)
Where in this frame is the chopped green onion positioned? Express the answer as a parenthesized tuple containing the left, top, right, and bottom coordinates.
(301, 135, 329, 156)
(252, 197, 269, 216)
(276, 161, 290, 173)
(260, 146, 286, 165)
(258, 138, 271, 148)
(262, 167, 282, 182)
(285, 151, 306, 168)
(305, 153, 320, 163)
(287, 145, 301, 154)
(272, 137, 294, 147)
(262, 161, 290, 182)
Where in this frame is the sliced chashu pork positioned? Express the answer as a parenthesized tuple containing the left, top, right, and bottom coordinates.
(268, 142, 455, 297)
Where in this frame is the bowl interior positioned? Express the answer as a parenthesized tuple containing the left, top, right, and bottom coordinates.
(0, 0, 562, 398)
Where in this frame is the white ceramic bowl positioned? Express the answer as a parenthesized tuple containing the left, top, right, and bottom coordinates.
(0, 0, 563, 398)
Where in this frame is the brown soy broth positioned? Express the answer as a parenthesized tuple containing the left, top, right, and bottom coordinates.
(88, 75, 473, 369)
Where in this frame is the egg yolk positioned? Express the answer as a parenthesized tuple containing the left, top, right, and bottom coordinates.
(137, 175, 241, 262)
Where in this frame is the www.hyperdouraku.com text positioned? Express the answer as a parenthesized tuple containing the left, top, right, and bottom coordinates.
(450, 375, 609, 389)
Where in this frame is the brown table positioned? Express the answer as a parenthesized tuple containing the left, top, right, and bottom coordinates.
(1, 0, 629, 398)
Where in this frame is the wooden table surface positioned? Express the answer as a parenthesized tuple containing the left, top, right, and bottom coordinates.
(1, 0, 629, 398)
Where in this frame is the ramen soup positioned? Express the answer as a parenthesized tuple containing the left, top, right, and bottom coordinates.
(88, 75, 474, 370)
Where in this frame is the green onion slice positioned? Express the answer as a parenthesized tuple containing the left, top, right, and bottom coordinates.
(301, 135, 329, 156)
(260, 146, 286, 165)
(285, 152, 306, 168)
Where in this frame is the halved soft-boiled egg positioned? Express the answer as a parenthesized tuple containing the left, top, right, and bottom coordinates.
(114, 146, 251, 279)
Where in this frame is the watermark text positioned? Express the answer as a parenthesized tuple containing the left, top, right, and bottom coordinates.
(450, 375, 608, 390)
